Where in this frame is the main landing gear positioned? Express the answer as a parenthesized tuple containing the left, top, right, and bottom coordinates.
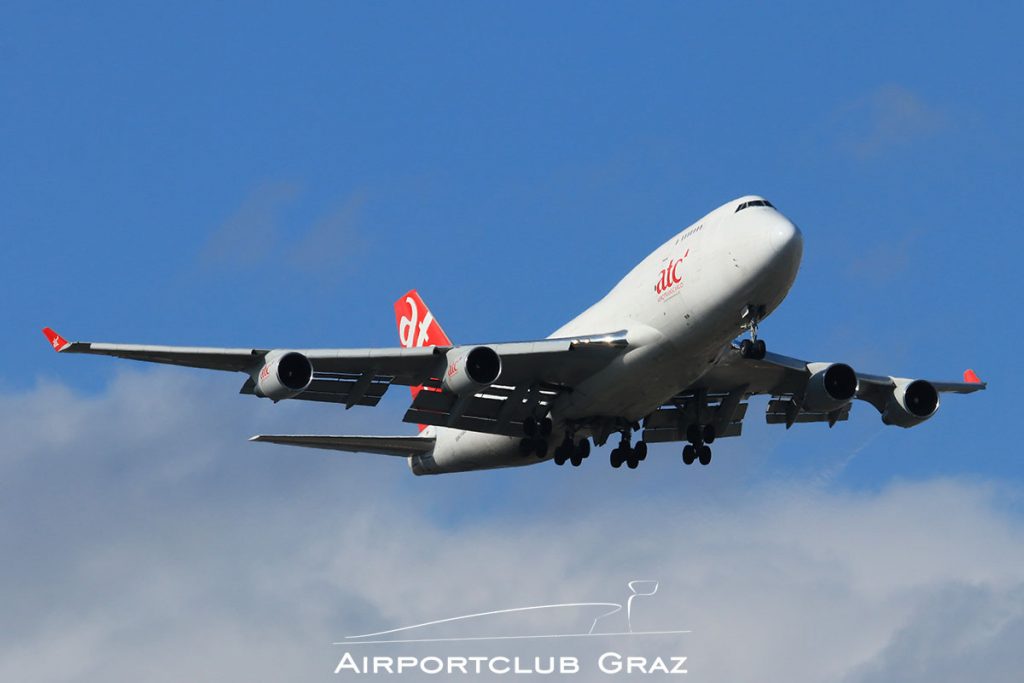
(682, 423, 714, 466)
(739, 304, 768, 360)
(553, 434, 591, 467)
(521, 417, 591, 466)
(609, 431, 647, 470)
(519, 416, 552, 458)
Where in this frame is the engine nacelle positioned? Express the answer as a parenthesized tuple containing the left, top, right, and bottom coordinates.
(882, 379, 940, 428)
(254, 351, 313, 401)
(442, 346, 502, 395)
(803, 363, 858, 412)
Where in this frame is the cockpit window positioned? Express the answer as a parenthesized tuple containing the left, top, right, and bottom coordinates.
(735, 199, 774, 212)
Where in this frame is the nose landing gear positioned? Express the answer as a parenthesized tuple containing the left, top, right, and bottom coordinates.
(740, 304, 768, 360)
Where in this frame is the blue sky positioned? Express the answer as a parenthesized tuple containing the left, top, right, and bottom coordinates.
(2, 5, 1024, 680)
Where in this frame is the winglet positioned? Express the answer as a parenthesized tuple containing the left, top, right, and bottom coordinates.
(963, 368, 982, 384)
(42, 327, 71, 352)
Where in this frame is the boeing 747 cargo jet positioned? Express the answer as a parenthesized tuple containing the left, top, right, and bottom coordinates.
(44, 196, 985, 474)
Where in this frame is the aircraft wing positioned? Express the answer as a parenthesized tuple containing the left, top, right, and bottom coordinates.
(42, 327, 629, 432)
(641, 344, 986, 444)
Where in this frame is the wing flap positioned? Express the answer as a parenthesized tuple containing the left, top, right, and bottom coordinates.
(641, 398, 749, 444)
(766, 398, 851, 426)
(643, 421, 743, 443)
(403, 380, 563, 436)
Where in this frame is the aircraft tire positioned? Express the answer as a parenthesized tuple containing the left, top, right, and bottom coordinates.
(755, 340, 767, 359)
(634, 441, 648, 461)
(703, 425, 716, 444)
(698, 445, 712, 465)
(686, 424, 701, 443)
(610, 448, 623, 468)
(682, 444, 696, 465)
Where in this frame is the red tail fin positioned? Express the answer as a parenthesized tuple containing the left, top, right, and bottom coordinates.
(394, 291, 452, 431)
(42, 327, 71, 352)
(394, 290, 452, 349)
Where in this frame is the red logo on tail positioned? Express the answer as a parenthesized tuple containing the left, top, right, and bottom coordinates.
(394, 290, 452, 349)
(42, 327, 70, 352)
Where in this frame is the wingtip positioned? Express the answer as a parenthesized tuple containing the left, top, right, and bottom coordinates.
(963, 369, 983, 384)
(42, 327, 70, 352)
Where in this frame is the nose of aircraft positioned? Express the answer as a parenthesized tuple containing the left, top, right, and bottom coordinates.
(768, 217, 802, 255)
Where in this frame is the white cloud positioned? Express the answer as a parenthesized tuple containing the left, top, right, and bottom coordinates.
(199, 184, 366, 278)
(200, 181, 301, 269)
(1, 370, 1022, 681)
(834, 85, 947, 159)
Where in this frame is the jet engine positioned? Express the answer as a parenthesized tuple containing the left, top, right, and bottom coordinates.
(254, 351, 313, 401)
(442, 346, 502, 395)
(882, 379, 940, 428)
(803, 363, 858, 412)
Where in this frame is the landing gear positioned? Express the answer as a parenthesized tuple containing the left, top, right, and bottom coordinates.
(739, 304, 768, 360)
(686, 424, 701, 443)
(703, 424, 716, 444)
(681, 424, 714, 466)
(634, 441, 648, 461)
(681, 444, 712, 466)
(740, 339, 767, 360)
(609, 431, 647, 469)
(522, 416, 552, 438)
(521, 417, 555, 459)
(519, 437, 548, 458)
(554, 434, 591, 467)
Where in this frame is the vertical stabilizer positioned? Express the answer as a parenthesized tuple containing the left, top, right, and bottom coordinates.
(394, 290, 452, 350)
(394, 291, 453, 430)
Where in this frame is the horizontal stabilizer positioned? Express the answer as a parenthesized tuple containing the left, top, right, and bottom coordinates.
(249, 434, 434, 457)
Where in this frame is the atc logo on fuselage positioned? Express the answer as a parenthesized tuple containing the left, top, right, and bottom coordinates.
(655, 249, 688, 302)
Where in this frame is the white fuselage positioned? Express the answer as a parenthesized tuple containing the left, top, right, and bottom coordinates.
(416, 196, 803, 473)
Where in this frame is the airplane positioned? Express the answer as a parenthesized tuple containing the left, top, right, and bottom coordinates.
(43, 195, 986, 474)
